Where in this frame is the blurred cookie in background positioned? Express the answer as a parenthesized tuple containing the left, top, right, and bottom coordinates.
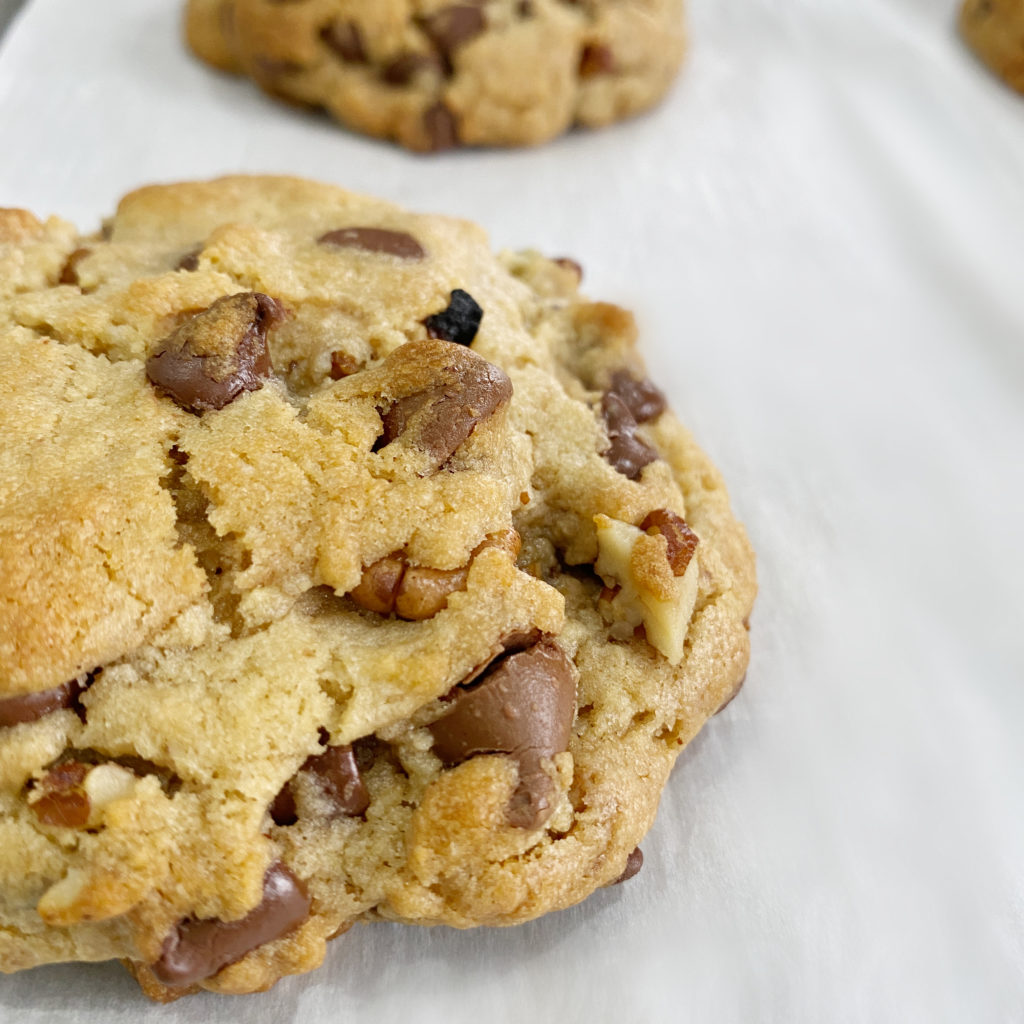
(185, 0, 686, 150)
(960, 0, 1024, 92)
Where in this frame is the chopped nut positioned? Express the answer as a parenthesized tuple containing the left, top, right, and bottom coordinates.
(594, 514, 700, 665)
(29, 760, 139, 830)
(349, 529, 520, 620)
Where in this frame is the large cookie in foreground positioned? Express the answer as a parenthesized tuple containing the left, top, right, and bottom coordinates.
(960, 0, 1024, 93)
(0, 176, 754, 1000)
(184, 0, 686, 150)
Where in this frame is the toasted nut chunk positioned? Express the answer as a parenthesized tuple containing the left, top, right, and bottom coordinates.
(640, 509, 698, 576)
(29, 760, 140, 830)
(29, 762, 90, 829)
(348, 556, 405, 615)
(594, 514, 700, 665)
(349, 529, 520, 620)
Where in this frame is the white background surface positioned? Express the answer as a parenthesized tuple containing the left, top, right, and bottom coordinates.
(1, 1, 1023, 1020)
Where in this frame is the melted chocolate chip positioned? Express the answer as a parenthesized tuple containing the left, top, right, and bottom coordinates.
(146, 293, 284, 414)
(601, 393, 658, 480)
(176, 247, 202, 272)
(423, 289, 483, 346)
(382, 53, 442, 86)
(579, 43, 615, 77)
(423, 101, 459, 151)
(420, 5, 486, 64)
(151, 863, 310, 988)
(429, 639, 577, 829)
(640, 509, 698, 576)
(607, 370, 666, 423)
(376, 341, 512, 470)
(609, 847, 644, 885)
(270, 743, 369, 826)
(0, 677, 86, 729)
(318, 227, 425, 259)
(320, 20, 366, 63)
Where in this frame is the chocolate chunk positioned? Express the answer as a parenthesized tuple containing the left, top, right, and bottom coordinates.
(430, 639, 577, 829)
(0, 677, 85, 729)
(607, 370, 666, 423)
(176, 247, 202, 272)
(377, 341, 512, 470)
(270, 743, 369, 826)
(151, 863, 310, 988)
(601, 393, 658, 480)
(640, 509, 698, 576)
(423, 289, 483, 346)
(318, 227, 425, 259)
(421, 5, 486, 64)
(579, 43, 615, 78)
(146, 292, 284, 414)
(609, 847, 644, 885)
(320, 20, 366, 63)
(382, 53, 443, 86)
(58, 247, 91, 286)
(423, 101, 459, 151)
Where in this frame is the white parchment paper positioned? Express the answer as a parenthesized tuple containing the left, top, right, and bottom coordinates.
(1, 1, 1022, 1020)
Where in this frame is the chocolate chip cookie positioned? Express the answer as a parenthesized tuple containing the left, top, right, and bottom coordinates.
(960, 0, 1024, 92)
(0, 176, 755, 1000)
(184, 0, 686, 150)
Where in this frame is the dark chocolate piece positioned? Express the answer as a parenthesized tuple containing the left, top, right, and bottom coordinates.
(146, 292, 284, 414)
(609, 847, 644, 885)
(151, 863, 310, 988)
(0, 677, 85, 729)
(270, 743, 369, 826)
(423, 102, 459, 151)
(421, 5, 486, 64)
(382, 53, 443, 86)
(376, 341, 512, 470)
(423, 289, 483, 347)
(601, 393, 658, 480)
(318, 227, 425, 259)
(320, 20, 367, 63)
(430, 639, 577, 829)
(607, 370, 666, 424)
